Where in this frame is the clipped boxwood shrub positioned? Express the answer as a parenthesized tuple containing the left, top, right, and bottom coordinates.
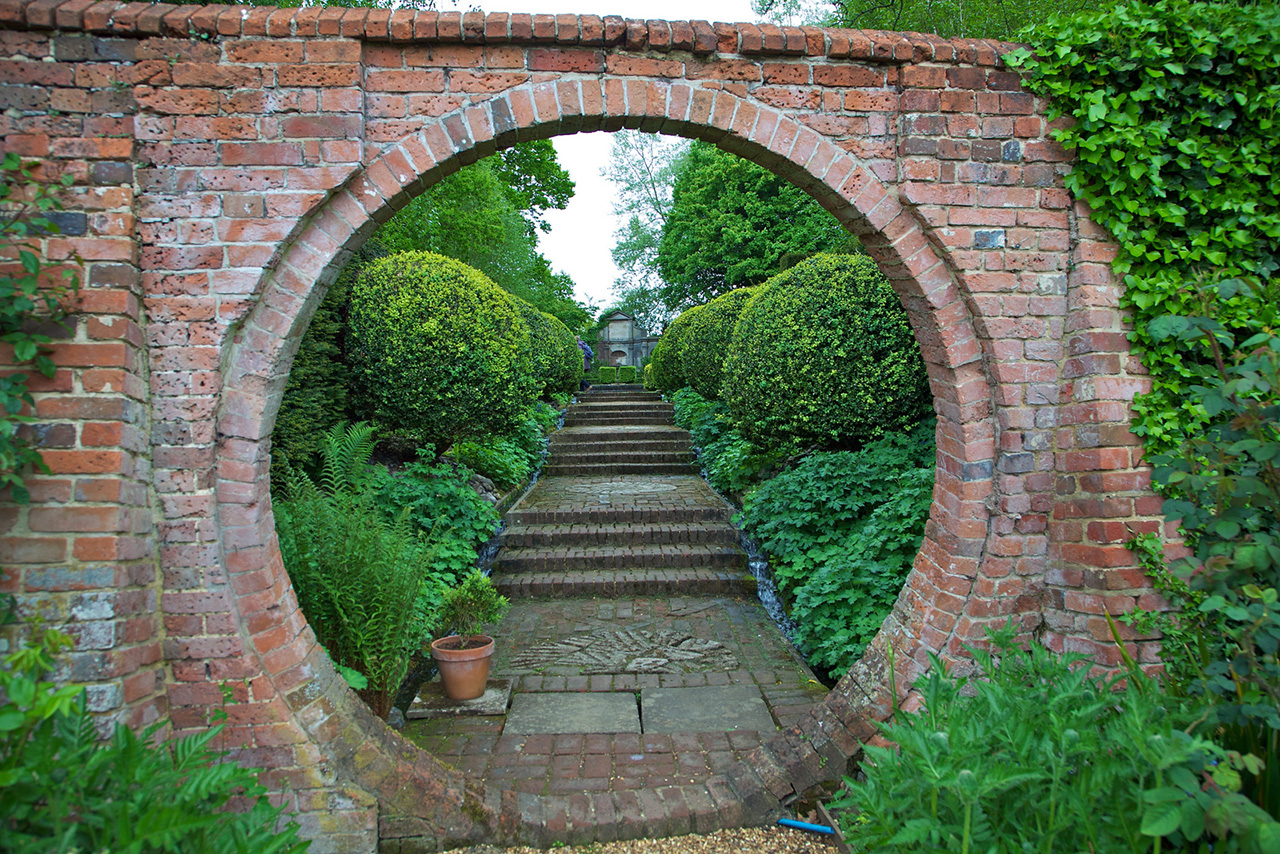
(349, 251, 536, 450)
(648, 304, 704, 392)
(617, 365, 637, 383)
(598, 366, 617, 383)
(723, 253, 931, 450)
(514, 299, 583, 398)
(643, 362, 656, 390)
(681, 287, 756, 400)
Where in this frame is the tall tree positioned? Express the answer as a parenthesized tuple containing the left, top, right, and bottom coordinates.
(603, 131, 688, 322)
(374, 142, 586, 331)
(821, 0, 1111, 40)
(656, 141, 857, 309)
(491, 140, 575, 237)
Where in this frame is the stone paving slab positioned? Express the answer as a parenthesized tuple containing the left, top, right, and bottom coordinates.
(511, 475, 731, 517)
(505, 693, 641, 735)
(407, 678, 512, 719)
(402, 596, 828, 797)
(640, 685, 776, 734)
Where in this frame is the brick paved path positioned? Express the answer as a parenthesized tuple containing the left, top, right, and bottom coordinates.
(404, 386, 829, 811)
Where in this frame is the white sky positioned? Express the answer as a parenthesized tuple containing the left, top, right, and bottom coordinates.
(496, 0, 765, 309)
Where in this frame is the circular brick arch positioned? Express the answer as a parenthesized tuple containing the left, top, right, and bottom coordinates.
(214, 80, 997, 847)
(0, 5, 1166, 848)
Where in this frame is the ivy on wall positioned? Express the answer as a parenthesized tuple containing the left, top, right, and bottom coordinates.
(1008, 0, 1280, 454)
(0, 155, 79, 503)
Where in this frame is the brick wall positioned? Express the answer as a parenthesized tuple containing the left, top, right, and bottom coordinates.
(0, 3, 1166, 850)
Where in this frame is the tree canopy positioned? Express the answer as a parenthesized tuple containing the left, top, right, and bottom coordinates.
(374, 141, 587, 331)
(655, 140, 856, 310)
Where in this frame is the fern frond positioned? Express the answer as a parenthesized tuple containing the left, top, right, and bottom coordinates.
(318, 421, 376, 495)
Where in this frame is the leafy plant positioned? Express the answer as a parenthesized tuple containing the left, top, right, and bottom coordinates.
(1006, 0, 1280, 458)
(670, 387, 786, 496)
(274, 423, 439, 718)
(832, 625, 1278, 854)
(445, 437, 532, 492)
(514, 298, 583, 398)
(0, 626, 309, 853)
(1129, 284, 1280, 816)
(679, 287, 756, 400)
(616, 365, 638, 383)
(722, 254, 931, 453)
(368, 455, 500, 583)
(435, 570, 509, 648)
(647, 304, 704, 392)
(739, 421, 935, 673)
(0, 153, 81, 503)
(348, 251, 537, 452)
(597, 366, 617, 383)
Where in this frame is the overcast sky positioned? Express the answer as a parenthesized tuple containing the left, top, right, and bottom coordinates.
(501, 0, 765, 309)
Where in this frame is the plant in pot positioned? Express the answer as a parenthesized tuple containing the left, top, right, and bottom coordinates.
(429, 570, 510, 700)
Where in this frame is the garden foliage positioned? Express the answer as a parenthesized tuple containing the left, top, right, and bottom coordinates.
(368, 455, 500, 582)
(512, 299, 582, 398)
(348, 252, 537, 452)
(655, 140, 858, 309)
(670, 388, 787, 498)
(680, 287, 756, 400)
(616, 365, 637, 383)
(444, 402, 554, 492)
(647, 303, 703, 393)
(0, 625, 309, 853)
(1008, 0, 1280, 457)
(1010, 0, 1280, 821)
(596, 366, 617, 384)
(738, 421, 936, 672)
(833, 626, 1277, 854)
(273, 423, 442, 718)
(722, 254, 931, 451)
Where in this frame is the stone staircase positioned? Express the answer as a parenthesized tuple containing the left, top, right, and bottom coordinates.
(493, 385, 750, 597)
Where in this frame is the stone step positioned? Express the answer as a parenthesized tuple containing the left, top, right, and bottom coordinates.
(547, 448, 696, 460)
(576, 402, 670, 409)
(506, 504, 732, 526)
(496, 544, 747, 573)
(563, 413, 675, 426)
(492, 569, 750, 598)
(569, 405, 674, 417)
(548, 451, 695, 465)
(499, 522, 741, 548)
(543, 462, 699, 477)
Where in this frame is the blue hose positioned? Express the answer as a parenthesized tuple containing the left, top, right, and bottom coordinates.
(777, 818, 836, 836)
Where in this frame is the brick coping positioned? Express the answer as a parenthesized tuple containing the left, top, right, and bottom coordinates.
(1, 0, 1023, 65)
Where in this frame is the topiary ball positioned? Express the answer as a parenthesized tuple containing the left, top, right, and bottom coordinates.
(348, 251, 537, 450)
(681, 287, 757, 400)
(648, 304, 704, 392)
(722, 253, 931, 450)
(514, 299, 583, 398)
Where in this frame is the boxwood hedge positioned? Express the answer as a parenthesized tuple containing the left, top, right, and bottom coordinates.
(680, 287, 757, 400)
(348, 251, 536, 450)
(722, 253, 931, 450)
(647, 304, 704, 392)
(514, 299, 583, 398)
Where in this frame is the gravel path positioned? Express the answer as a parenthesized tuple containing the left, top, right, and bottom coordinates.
(443, 826, 838, 854)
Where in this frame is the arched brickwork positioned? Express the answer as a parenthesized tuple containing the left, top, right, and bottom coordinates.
(0, 3, 1164, 850)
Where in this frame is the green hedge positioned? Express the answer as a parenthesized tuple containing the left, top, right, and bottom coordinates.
(348, 251, 536, 451)
(514, 299, 583, 398)
(597, 366, 617, 383)
(722, 254, 931, 451)
(681, 287, 756, 400)
(617, 365, 637, 383)
(647, 304, 704, 392)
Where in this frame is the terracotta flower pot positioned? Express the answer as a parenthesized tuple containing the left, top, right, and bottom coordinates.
(430, 634, 494, 700)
